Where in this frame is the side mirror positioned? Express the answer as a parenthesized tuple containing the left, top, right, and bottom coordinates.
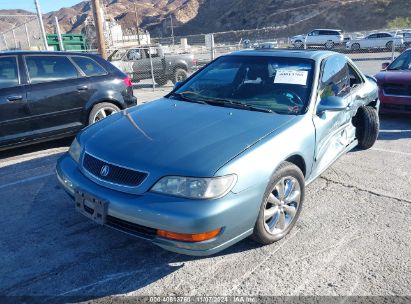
(174, 81, 184, 90)
(317, 96, 347, 115)
(381, 62, 390, 70)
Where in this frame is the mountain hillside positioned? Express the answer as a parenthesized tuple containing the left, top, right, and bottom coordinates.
(0, 0, 410, 39)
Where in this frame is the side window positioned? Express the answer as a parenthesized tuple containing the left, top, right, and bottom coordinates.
(71, 56, 107, 77)
(126, 49, 141, 61)
(0, 57, 19, 89)
(310, 31, 320, 36)
(25, 56, 78, 84)
(368, 34, 377, 39)
(380, 33, 391, 38)
(148, 48, 160, 58)
(320, 55, 350, 98)
(348, 63, 364, 88)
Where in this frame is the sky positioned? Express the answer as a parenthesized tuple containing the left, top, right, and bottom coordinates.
(0, 0, 83, 13)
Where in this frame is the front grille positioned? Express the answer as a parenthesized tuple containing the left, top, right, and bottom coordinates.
(83, 153, 147, 187)
(384, 84, 411, 97)
(106, 215, 157, 239)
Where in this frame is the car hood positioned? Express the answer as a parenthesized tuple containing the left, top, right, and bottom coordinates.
(292, 35, 305, 39)
(375, 70, 411, 85)
(81, 98, 296, 177)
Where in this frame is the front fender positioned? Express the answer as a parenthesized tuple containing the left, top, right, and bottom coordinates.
(215, 115, 316, 193)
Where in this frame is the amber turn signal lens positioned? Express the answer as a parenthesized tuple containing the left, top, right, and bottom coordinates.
(157, 228, 221, 242)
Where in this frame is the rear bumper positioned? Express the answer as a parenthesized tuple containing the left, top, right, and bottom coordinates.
(56, 154, 261, 256)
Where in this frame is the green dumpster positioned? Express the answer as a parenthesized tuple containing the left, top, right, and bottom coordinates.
(46, 34, 86, 51)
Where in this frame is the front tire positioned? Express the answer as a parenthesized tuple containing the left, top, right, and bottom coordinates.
(88, 102, 120, 125)
(354, 106, 379, 149)
(294, 40, 303, 48)
(172, 68, 188, 84)
(252, 161, 305, 245)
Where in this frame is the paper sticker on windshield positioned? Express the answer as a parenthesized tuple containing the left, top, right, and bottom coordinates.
(274, 70, 308, 86)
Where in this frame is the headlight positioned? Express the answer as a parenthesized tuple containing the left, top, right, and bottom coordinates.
(151, 175, 237, 199)
(68, 138, 81, 164)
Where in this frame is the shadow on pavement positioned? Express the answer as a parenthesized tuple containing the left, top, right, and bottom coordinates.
(0, 137, 73, 162)
(0, 154, 259, 301)
(378, 114, 411, 141)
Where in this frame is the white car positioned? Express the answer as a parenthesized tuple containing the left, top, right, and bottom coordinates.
(255, 41, 279, 49)
(346, 32, 404, 50)
(400, 32, 411, 47)
(290, 29, 344, 49)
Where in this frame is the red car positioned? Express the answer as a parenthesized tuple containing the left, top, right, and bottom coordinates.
(375, 49, 411, 114)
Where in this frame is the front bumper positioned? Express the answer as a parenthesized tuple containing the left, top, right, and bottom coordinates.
(379, 90, 411, 114)
(56, 154, 261, 256)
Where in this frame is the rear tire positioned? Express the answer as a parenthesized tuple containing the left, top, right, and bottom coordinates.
(88, 102, 120, 125)
(351, 43, 360, 51)
(354, 106, 379, 149)
(252, 161, 305, 245)
(386, 41, 393, 50)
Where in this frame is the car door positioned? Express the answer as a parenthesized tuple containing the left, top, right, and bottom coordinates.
(126, 49, 151, 80)
(306, 30, 320, 45)
(0, 55, 30, 145)
(311, 54, 353, 178)
(24, 54, 89, 134)
(363, 34, 378, 48)
(146, 47, 165, 78)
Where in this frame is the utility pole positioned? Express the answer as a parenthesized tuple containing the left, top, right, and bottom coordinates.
(134, 2, 141, 45)
(170, 15, 175, 46)
(34, 0, 48, 50)
(91, 0, 107, 59)
(55, 17, 64, 51)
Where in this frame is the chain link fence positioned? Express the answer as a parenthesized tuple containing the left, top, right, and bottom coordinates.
(125, 26, 411, 102)
(0, 17, 44, 51)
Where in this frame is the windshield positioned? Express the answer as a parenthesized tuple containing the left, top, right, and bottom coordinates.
(108, 49, 126, 61)
(388, 50, 411, 71)
(172, 55, 315, 115)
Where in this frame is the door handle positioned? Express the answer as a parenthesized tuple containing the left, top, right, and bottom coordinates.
(7, 95, 23, 103)
(77, 86, 88, 91)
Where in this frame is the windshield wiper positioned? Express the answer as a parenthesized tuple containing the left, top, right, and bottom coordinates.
(170, 93, 273, 113)
(169, 92, 208, 105)
(206, 98, 273, 113)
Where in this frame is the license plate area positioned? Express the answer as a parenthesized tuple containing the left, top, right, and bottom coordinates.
(74, 189, 108, 225)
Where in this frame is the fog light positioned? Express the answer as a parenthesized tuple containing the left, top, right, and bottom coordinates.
(157, 228, 221, 242)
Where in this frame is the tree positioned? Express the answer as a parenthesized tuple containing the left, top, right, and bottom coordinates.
(387, 17, 411, 29)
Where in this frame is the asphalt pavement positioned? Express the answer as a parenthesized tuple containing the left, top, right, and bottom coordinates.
(0, 56, 410, 301)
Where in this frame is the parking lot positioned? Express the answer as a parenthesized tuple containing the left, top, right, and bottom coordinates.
(1, 69, 410, 301)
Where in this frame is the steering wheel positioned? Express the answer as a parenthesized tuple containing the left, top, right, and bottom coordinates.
(273, 89, 304, 106)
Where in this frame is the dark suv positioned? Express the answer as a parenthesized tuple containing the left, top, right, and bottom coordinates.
(0, 51, 137, 151)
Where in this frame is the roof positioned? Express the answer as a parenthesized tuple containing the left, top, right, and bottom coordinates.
(312, 29, 343, 31)
(228, 49, 335, 61)
(0, 50, 98, 56)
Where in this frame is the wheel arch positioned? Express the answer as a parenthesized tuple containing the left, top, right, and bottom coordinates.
(284, 154, 307, 178)
(84, 98, 124, 125)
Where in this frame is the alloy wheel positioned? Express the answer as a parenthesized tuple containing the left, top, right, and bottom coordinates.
(92, 107, 118, 123)
(263, 176, 301, 236)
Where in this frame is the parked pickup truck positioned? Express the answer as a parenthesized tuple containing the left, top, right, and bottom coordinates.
(108, 46, 197, 86)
